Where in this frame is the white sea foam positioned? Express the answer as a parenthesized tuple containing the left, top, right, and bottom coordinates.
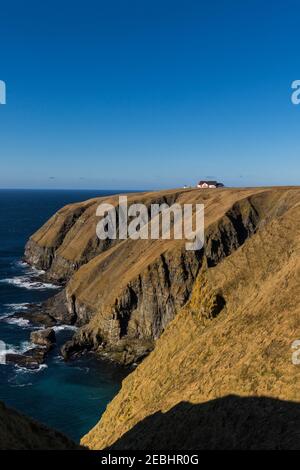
(10, 382, 33, 388)
(15, 260, 45, 275)
(6, 341, 33, 355)
(28, 267, 46, 276)
(0, 276, 59, 290)
(4, 303, 29, 311)
(1, 261, 57, 290)
(15, 260, 29, 268)
(4, 317, 31, 328)
(74, 366, 90, 374)
(53, 325, 78, 333)
(53, 355, 63, 363)
(15, 363, 48, 374)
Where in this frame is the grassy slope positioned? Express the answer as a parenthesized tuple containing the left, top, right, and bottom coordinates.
(66, 188, 266, 310)
(82, 188, 300, 449)
(28, 187, 281, 363)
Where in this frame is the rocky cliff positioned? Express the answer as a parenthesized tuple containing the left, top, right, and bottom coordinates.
(24, 187, 280, 364)
(79, 187, 300, 449)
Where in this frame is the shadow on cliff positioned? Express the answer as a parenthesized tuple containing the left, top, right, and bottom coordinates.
(108, 395, 300, 450)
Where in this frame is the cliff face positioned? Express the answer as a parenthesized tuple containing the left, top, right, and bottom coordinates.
(0, 401, 77, 450)
(25, 191, 182, 283)
(24, 187, 298, 365)
(80, 188, 300, 450)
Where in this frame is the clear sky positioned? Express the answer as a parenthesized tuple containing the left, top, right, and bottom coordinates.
(0, 0, 300, 189)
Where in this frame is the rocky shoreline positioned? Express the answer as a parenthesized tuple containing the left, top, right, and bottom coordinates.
(1, 187, 300, 449)
(6, 327, 56, 370)
(1, 276, 73, 369)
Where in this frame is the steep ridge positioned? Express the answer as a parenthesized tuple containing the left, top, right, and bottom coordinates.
(81, 188, 300, 449)
(24, 188, 296, 365)
(0, 401, 78, 449)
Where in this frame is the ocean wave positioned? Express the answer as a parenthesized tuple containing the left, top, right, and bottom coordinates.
(6, 341, 34, 355)
(15, 363, 48, 374)
(14, 260, 45, 276)
(0, 276, 59, 290)
(53, 355, 63, 363)
(0, 305, 30, 320)
(14, 260, 29, 269)
(53, 325, 78, 332)
(74, 366, 90, 374)
(4, 302, 30, 311)
(10, 382, 33, 387)
(1, 261, 57, 290)
(4, 317, 31, 328)
(28, 266, 46, 276)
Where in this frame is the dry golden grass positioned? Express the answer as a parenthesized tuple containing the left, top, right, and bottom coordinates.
(65, 187, 275, 321)
(81, 188, 300, 449)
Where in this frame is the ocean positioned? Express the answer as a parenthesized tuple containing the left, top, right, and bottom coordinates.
(0, 189, 129, 442)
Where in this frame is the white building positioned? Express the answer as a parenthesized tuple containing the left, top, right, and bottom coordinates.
(197, 180, 224, 189)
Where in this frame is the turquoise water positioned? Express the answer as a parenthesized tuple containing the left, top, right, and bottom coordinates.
(0, 190, 129, 442)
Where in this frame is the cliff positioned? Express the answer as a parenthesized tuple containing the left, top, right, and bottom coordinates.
(0, 401, 78, 449)
(25, 187, 290, 365)
(79, 187, 300, 449)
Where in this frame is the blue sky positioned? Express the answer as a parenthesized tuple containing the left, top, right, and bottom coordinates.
(0, 0, 300, 189)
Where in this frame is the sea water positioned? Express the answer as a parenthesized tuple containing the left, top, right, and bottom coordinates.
(0, 189, 129, 442)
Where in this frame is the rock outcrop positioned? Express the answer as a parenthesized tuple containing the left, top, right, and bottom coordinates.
(30, 328, 56, 348)
(6, 329, 56, 370)
(6, 347, 50, 369)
